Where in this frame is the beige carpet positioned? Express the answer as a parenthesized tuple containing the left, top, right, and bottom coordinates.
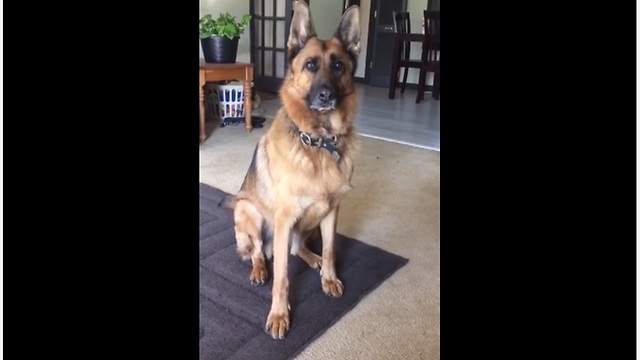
(200, 111, 440, 359)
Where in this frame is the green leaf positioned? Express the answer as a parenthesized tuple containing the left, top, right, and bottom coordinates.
(225, 24, 237, 36)
(199, 12, 251, 38)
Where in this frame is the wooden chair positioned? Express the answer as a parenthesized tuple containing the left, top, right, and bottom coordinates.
(416, 10, 440, 102)
(389, 32, 426, 100)
(389, 11, 422, 98)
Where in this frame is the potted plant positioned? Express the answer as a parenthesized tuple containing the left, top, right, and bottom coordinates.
(199, 12, 251, 64)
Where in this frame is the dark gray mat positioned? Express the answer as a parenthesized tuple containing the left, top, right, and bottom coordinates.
(199, 183, 409, 360)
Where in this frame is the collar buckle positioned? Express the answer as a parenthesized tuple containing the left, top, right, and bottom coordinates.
(300, 132, 312, 146)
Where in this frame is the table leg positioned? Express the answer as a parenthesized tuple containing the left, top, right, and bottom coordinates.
(199, 70, 206, 143)
(244, 70, 253, 133)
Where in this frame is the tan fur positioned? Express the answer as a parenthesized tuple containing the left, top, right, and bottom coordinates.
(230, 1, 361, 339)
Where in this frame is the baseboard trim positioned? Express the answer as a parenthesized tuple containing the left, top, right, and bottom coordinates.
(396, 83, 433, 91)
(354, 77, 368, 84)
(354, 77, 433, 92)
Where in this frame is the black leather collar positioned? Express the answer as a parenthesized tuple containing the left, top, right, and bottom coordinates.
(290, 123, 341, 161)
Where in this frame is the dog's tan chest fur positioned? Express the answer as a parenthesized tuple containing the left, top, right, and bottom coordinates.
(244, 116, 354, 231)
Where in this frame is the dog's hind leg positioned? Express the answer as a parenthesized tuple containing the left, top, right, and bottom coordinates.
(296, 228, 322, 271)
(234, 199, 268, 285)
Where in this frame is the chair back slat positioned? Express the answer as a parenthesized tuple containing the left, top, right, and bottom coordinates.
(422, 11, 440, 64)
(393, 11, 412, 60)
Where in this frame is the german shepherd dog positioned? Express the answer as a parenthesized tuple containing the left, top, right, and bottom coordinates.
(227, 1, 361, 339)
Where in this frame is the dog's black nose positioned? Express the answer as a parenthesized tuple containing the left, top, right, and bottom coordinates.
(316, 86, 336, 102)
(309, 85, 338, 111)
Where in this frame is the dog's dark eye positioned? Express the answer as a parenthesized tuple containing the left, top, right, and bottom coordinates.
(332, 61, 344, 72)
(305, 60, 318, 72)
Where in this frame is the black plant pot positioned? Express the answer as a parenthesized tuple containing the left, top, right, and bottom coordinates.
(201, 36, 239, 64)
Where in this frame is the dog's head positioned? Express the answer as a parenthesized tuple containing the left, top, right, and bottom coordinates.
(280, 1, 361, 131)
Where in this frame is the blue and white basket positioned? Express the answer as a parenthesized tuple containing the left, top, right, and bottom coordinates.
(210, 81, 245, 121)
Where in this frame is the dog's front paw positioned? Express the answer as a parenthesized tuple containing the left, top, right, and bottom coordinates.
(265, 309, 290, 339)
(321, 276, 344, 297)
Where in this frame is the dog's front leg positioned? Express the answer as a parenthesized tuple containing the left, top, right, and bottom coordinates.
(265, 209, 295, 339)
(320, 207, 343, 297)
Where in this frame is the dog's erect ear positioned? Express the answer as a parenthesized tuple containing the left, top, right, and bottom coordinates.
(287, 0, 316, 62)
(334, 5, 361, 60)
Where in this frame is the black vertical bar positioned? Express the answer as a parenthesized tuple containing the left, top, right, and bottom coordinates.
(273, 0, 277, 77)
(284, 0, 293, 71)
(261, 0, 266, 76)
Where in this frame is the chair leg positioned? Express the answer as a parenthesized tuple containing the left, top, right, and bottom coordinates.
(433, 73, 440, 100)
(420, 75, 427, 101)
(416, 68, 427, 104)
(388, 67, 399, 99)
(389, 35, 402, 100)
(400, 68, 409, 94)
(388, 68, 399, 99)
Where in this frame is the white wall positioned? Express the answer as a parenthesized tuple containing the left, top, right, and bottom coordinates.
(355, 0, 370, 78)
(310, 0, 344, 40)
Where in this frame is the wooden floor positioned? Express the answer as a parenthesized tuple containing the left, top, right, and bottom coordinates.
(353, 84, 440, 151)
(257, 83, 440, 150)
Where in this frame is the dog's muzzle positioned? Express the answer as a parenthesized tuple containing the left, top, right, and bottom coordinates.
(309, 85, 337, 112)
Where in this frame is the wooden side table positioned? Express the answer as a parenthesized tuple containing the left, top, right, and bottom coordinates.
(199, 60, 255, 143)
